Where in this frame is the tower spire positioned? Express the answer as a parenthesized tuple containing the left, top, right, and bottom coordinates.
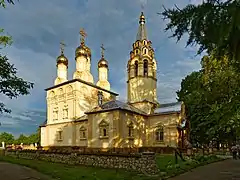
(136, 12, 147, 41)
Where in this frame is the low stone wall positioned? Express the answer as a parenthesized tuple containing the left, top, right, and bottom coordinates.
(5, 150, 160, 175)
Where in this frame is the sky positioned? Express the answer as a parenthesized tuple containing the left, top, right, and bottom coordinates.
(0, 0, 202, 137)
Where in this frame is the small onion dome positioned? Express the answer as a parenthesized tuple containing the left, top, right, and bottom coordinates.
(56, 54, 68, 67)
(98, 57, 108, 68)
(75, 44, 91, 58)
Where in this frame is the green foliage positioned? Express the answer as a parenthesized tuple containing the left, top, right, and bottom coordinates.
(0, 130, 40, 145)
(163, 0, 240, 145)
(0, 0, 33, 113)
(177, 53, 240, 145)
(156, 154, 222, 178)
(0, 132, 14, 144)
(161, 0, 240, 69)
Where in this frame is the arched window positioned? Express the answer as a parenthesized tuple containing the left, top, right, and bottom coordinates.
(143, 60, 148, 76)
(155, 125, 164, 142)
(134, 61, 138, 76)
(58, 88, 64, 95)
(49, 91, 55, 97)
(103, 128, 107, 136)
(143, 48, 147, 54)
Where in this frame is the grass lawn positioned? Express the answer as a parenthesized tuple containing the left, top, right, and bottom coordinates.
(156, 154, 183, 171)
(0, 155, 159, 180)
(0, 153, 223, 180)
(156, 153, 224, 179)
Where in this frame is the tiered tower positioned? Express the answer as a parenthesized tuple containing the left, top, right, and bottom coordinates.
(127, 12, 158, 114)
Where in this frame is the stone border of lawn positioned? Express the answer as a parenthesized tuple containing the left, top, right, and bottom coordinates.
(3, 149, 160, 175)
(161, 154, 226, 179)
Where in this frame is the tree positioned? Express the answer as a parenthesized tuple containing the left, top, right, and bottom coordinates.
(28, 128, 40, 144)
(15, 134, 28, 144)
(177, 54, 240, 146)
(177, 71, 211, 145)
(161, 0, 240, 70)
(0, 132, 14, 144)
(0, 0, 33, 113)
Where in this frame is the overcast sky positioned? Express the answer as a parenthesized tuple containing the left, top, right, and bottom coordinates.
(0, 0, 201, 137)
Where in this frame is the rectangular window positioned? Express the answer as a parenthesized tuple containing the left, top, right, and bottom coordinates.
(155, 129, 164, 142)
(80, 130, 86, 139)
(128, 126, 134, 137)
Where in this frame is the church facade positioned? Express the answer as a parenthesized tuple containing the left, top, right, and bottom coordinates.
(40, 12, 189, 149)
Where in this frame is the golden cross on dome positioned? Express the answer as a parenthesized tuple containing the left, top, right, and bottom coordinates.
(60, 41, 65, 54)
(79, 28, 87, 44)
(100, 44, 105, 57)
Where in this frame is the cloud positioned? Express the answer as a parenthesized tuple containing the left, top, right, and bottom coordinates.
(0, 0, 202, 135)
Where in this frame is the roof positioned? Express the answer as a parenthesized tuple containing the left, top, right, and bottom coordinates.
(73, 114, 88, 121)
(39, 119, 47, 127)
(154, 101, 182, 115)
(45, 79, 118, 96)
(85, 100, 147, 115)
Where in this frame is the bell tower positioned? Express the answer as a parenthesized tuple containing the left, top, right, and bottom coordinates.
(127, 12, 158, 114)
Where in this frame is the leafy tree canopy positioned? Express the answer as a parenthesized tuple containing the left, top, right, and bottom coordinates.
(162, 0, 240, 69)
(0, 129, 40, 145)
(0, 132, 14, 144)
(177, 54, 240, 145)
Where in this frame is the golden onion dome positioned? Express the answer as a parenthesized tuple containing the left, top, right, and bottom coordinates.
(98, 57, 108, 68)
(75, 43, 91, 58)
(56, 54, 68, 67)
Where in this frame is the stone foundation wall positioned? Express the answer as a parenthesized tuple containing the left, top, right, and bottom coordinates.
(5, 150, 160, 175)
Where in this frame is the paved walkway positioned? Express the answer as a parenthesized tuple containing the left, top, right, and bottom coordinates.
(0, 162, 52, 180)
(169, 159, 240, 180)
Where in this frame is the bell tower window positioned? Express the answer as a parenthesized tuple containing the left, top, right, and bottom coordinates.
(143, 48, 147, 54)
(134, 61, 138, 76)
(143, 60, 148, 76)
